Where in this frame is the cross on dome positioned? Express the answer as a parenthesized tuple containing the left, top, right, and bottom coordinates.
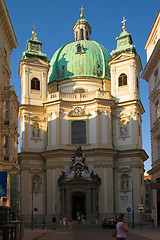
(121, 17, 127, 31)
(80, 6, 84, 18)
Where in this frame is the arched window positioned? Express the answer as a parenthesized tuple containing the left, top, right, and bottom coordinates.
(77, 44, 82, 53)
(76, 31, 78, 41)
(118, 73, 127, 87)
(80, 28, 84, 40)
(74, 88, 85, 93)
(72, 121, 86, 144)
(31, 78, 40, 90)
(86, 30, 89, 40)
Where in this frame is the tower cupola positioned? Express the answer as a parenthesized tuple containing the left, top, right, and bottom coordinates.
(73, 6, 91, 41)
(110, 17, 137, 58)
(22, 25, 48, 62)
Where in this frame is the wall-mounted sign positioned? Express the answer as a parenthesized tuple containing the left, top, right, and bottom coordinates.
(0, 172, 7, 197)
(126, 207, 131, 213)
(120, 195, 128, 201)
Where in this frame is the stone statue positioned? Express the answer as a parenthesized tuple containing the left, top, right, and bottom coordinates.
(76, 146, 82, 157)
(33, 125, 40, 138)
(33, 176, 40, 192)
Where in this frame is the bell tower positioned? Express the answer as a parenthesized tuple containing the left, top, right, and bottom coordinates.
(109, 18, 144, 151)
(19, 27, 49, 106)
(109, 17, 142, 103)
(19, 27, 49, 152)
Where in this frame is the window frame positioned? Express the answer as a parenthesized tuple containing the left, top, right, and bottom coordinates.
(71, 120, 86, 144)
(31, 77, 40, 90)
(73, 88, 85, 93)
(154, 68, 158, 84)
(80, 28, 84, 40)
(118, 73, 127, 87)
(158, 136, 160, 159)
(155, 101, 160, 119)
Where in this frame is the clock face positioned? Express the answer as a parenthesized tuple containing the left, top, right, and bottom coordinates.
(74, 107, 83, 115)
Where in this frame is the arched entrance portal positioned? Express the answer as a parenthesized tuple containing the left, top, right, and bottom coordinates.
(71, 192, 86, 220)
(58, 147, 101, 222)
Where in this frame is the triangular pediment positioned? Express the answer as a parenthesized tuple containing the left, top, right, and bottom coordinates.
(109, 52, 142, 70)
(19, 57, 49, 77)
(23, 57, 48, 66)
(109, 52, 135, 64)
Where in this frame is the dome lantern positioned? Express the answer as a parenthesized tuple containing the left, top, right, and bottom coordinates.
(73, 6, 91, 41)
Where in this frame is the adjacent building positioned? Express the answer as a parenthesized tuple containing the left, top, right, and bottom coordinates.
(144, 173, 151, 215)
(0, 0, 19, 210)
(142, 10, 160, 227)
(19, 11, 148, 225)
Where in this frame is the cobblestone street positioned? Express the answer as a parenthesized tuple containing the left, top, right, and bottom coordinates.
(23, 224, 160, 240)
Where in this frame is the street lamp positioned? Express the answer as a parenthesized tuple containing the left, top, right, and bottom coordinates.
(31, 178, 35, 230)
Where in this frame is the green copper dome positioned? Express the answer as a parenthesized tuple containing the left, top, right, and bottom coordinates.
(48, 40, 111, 83)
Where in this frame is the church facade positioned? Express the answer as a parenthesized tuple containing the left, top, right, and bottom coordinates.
(19, 12, 148, 224)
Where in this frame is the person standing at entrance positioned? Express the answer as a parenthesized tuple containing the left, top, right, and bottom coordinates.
(52, 214, 57, 230)
(116, 213, 129, 240)
(68, 217, 72, 229)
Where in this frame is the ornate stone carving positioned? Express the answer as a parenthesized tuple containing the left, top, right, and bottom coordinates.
(58, 146, 101, 184)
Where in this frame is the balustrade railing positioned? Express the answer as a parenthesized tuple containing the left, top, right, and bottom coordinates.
(48, 90, 111, 102)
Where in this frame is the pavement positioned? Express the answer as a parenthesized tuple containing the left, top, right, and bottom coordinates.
(129, 226, 160, 240)
(22, 224, 160, 240)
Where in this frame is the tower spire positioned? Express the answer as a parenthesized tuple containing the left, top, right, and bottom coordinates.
(32, 22, 37, 37)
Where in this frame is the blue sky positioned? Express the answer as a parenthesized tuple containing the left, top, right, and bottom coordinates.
(6, 0, 160, 171)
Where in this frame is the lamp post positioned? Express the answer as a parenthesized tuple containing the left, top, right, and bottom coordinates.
(31, 178, 34, 230)
(129, 175, 135, 229)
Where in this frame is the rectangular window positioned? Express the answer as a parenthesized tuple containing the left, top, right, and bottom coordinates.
(72, 121, 86, 144)
(154, 68, 158, 84)
(4, 135, 9, 147)
(5, 101, 9, 119)
(156, 101, 160, 119)
(158, 137, 160, 159)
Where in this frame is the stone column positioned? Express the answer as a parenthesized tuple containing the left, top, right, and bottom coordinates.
(66, 188, 71, 217)
(86, 188, 91, 220)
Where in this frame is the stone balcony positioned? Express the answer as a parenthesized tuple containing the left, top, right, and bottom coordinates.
(47, 90, 111, 102)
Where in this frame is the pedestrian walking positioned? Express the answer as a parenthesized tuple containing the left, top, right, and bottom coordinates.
(78, 215, 81, 224)
(51, 214, 57, 230)
(62, 216, 67, 230)
(68, 216, 72, 229)
(116, 213, 128, 240)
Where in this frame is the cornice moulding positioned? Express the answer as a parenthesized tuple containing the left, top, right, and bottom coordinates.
(0, 0, 18, 50)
